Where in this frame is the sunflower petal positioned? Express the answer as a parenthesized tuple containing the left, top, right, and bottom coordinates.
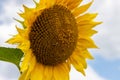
(72, 52, 87, 68)
(82, 50, 94, 59)
(55, 0, 61, 4)
(6, 34, 23, 44)
(77, 21, 102, 29)
(33, 0, 38, 5)
(36, 0, 47, 9)
(53, 63, 69, 80)
(46, 0, 56, 7)
(19, 69, 28, 80)
(24, 55, 36, 80)
(30, 63, 44, 80)
(16, 26, 25, 36)
(20, 51, 32, 72)
(44, 66, 53, 80)
(75, 48, 94, 59)
(23, 5, 31, 12)
(73, 0, 93, 16)
(76, 13, 98, 23)
(78, 38, 98, 48)
(67, 0, 82, 10)
(19, 56, 36, 80)
(70, 57, 85, 75)
(13, 18, 24, 26)
(56, 0, 66, 5)
(18, 40, 30, 52)
(62, 0, 70, 6)
(78, 29, 97, 37)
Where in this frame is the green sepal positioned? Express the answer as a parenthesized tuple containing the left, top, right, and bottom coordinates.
(0, 47, 24, 69)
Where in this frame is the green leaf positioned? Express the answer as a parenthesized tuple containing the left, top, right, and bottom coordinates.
(0, 47, 24, 69)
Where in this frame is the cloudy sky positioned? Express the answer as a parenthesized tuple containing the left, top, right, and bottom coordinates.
(0, 0, 120, 80)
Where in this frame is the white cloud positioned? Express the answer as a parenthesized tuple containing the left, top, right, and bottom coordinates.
(0, 0, 19, 24)
(70, 66, 106, 80)
(0, 0, 24, 47)
(0, 75, 18, 80)
(88, 0, 120, 60)
(0, 77, 16, 80)
(0, 0, 120, 80)
(0, 61, 19, 80)
(0, 23, 17, 47)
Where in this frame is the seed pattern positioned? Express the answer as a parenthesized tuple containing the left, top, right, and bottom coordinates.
(29, 5, 78, 65)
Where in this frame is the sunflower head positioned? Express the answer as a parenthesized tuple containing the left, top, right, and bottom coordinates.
(7, 0, 101, 80)
(29, 5, 78, 65)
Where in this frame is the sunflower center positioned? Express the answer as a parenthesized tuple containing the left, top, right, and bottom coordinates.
(29, 5, 78, 65)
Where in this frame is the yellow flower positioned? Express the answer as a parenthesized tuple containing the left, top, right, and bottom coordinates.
(7, 0, 101, 80)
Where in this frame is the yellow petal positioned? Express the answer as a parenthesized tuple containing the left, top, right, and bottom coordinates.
(78, 29, 97, 38)
(6, 34, 23, 44)
(20, 51, 32, 72)
(69, 57, 85, 75)
(82, 50, 94, 59)
(23, 5, 31, 12)
(67, 0, 82, 10)
(73, 0, 93, 16)
(46, 0, 56, 7)
(37, 0, 55, 8)
(18, 40, 30, 52)
(56, 0, 67, 6)
(18, 12, 28, 21)
(53, 63, 69, 80)
(77, 38, 98, 48)
(13, 18, 24, 28)
(62, 0, 70, 6)
(18, 7, 40, 27)
(75, 48, 94, 59)
(30, 63, 44, 80)
(56, 0, 72, 6)
(55, 0, 62, 4)
(33, 0, 38, 5)
(24, 55, 36, 80)
(36, 0, 47, 10)
(43, 66, 53, 80)
(19, 54, 36, 80)
(72, 53, 87, 69)
(77, 21, 102, 30)
(76, 13, 98, 23)
(19, 69, 28, 80)
(16, 26, 25, 37)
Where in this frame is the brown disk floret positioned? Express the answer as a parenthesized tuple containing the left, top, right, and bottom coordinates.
(29, 5, 78, 65)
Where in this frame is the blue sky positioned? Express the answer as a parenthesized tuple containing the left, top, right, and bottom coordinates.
(89, 55, 120, 80)
(0, 0, 120, 80)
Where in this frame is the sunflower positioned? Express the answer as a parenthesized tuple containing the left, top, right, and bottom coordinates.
(7, 0, 101, 80)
